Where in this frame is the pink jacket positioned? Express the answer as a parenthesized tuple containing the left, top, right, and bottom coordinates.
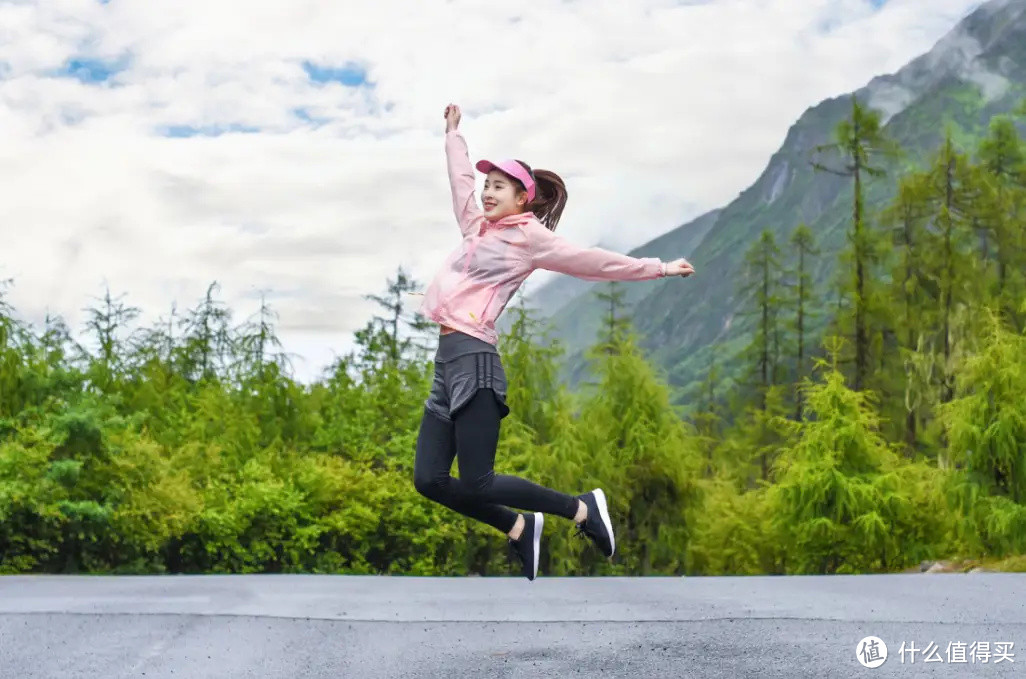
(417, 129, 667, 346)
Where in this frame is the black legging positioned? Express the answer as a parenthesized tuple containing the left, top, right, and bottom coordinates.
(413, 388, 579, 533)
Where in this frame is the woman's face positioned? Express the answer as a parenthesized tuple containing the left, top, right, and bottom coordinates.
(482, 170, 528, 221)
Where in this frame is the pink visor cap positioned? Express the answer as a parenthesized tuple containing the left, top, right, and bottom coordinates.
(475, 159, 536, 202)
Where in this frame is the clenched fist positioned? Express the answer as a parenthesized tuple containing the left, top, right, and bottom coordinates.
(665, 258, 695, 277)
(444, 104, 461, 132)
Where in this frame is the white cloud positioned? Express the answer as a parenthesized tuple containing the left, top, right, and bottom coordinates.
(0, 0, 988, 382)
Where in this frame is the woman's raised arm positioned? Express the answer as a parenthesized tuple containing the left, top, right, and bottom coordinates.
(444, 104, 481, 238)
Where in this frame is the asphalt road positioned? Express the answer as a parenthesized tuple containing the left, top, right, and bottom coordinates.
(0, 573, 1023, 678)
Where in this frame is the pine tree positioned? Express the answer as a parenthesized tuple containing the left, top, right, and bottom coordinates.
(768, 337, 948, 573)
(940, 308, 1026, 502)
(358, 265, 429, 370)
(593, 281, 632, 354)
(576, 329, 702, 574)
(234, 294, 310, 448)
(976, 117, 1026, 323)
(784, 223, 820, 420)
(497, 289, 570, 445)
(940, 308, 1026, 556)
(919, 132, 981, 404)
(131, 303, 177, 372)
(179, 282, 233, 383)
(0, 277, 27, 418)
(811, 95, 900, 390)
(337, 267, 437, 465)
(36, 312, 77, 389)
(735, 229, 784, 409)
(234, 293, 293, 383)
(716, 384, 791, 487)
(690, 348, 724, 479)
(879, 173, 934, 454)
(80, 286, 141, 393)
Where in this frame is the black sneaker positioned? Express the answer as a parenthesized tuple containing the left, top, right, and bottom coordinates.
(575, 488, 615, 558)
(508, 512, 543, 580)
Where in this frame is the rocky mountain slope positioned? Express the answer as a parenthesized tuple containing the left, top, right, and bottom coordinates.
(512, 0, 1026, 408)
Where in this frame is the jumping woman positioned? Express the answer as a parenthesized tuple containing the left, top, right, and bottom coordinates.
(413, 103, 695, 580)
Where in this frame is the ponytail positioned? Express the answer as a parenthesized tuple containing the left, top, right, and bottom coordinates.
(513, 160, 568, 232)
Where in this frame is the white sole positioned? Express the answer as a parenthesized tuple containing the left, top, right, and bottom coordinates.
(592, 489, 615, 557)
(532, 512, 543, 579)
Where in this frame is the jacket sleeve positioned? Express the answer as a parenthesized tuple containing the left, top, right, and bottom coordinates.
(446, 129, 482, 237)
(526, 221, 665, 282)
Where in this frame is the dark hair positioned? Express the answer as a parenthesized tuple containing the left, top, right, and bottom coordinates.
(511, 160, 568, 232)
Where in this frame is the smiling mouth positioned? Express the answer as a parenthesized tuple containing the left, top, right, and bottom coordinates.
(483, 202, 497, 210)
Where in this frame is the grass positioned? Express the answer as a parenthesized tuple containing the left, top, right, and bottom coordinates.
(986, 554, 1026, 572)
(914, 554, 1026, 573)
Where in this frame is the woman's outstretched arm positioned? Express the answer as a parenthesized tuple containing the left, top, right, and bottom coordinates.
(526, 220, 696, 282)
(444, 104, 481, 238)
(525, 220, 666, 282)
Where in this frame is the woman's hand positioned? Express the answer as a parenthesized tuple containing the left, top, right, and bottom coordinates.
(444, 103, 461, 132)
(664, 257, 695, 278)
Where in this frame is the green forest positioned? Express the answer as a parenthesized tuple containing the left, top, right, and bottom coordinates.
(2, 96, 1026, 577)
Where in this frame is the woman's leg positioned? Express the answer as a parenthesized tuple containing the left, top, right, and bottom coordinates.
(453, 389, 579, 520)
(413, 405, 519, 533)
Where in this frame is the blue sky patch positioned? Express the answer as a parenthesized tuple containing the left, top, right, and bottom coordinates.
(292, 107, 334, 126)
(159, 123, 261, 138)
(58, 57, 126, 83)
(302, 60, 371, 87)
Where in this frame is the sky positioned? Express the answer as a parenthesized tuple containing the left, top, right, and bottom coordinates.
(0, 0, 987, 383)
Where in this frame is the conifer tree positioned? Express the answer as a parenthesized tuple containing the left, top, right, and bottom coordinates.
(735, 229, 784, 408)
(768, 338, 948, 573)
(785, 223, 819, 420)
(497, 289, 569, 444)
(81, 286, 141, 393)
(976, 117, 1026, 322)
(879, 173, 933, 452)
(691, 348, 724, 479)
(0, 278, 26, 418)
(919, 132, 981, 404)
(576, 329, 702, 574)
(811, 95, 899, 390)
(358, 265, 429, 370)
(36, 312, 77, 391)
(341, 267, 437, 464)
(235, 293, 293, 382)
(940, 309, 1026, 503)
(940, 308, 1026, 556)
(594, 281, 632, 354)
(180, 282, 233, 383)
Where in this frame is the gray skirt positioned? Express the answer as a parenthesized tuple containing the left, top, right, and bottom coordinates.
(424, 331, 511, 422)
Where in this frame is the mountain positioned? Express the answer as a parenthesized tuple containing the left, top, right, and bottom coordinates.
(516, 0, 1026, 408)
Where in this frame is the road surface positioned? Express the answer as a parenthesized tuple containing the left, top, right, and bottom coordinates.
(0, 573, 1022, 677)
